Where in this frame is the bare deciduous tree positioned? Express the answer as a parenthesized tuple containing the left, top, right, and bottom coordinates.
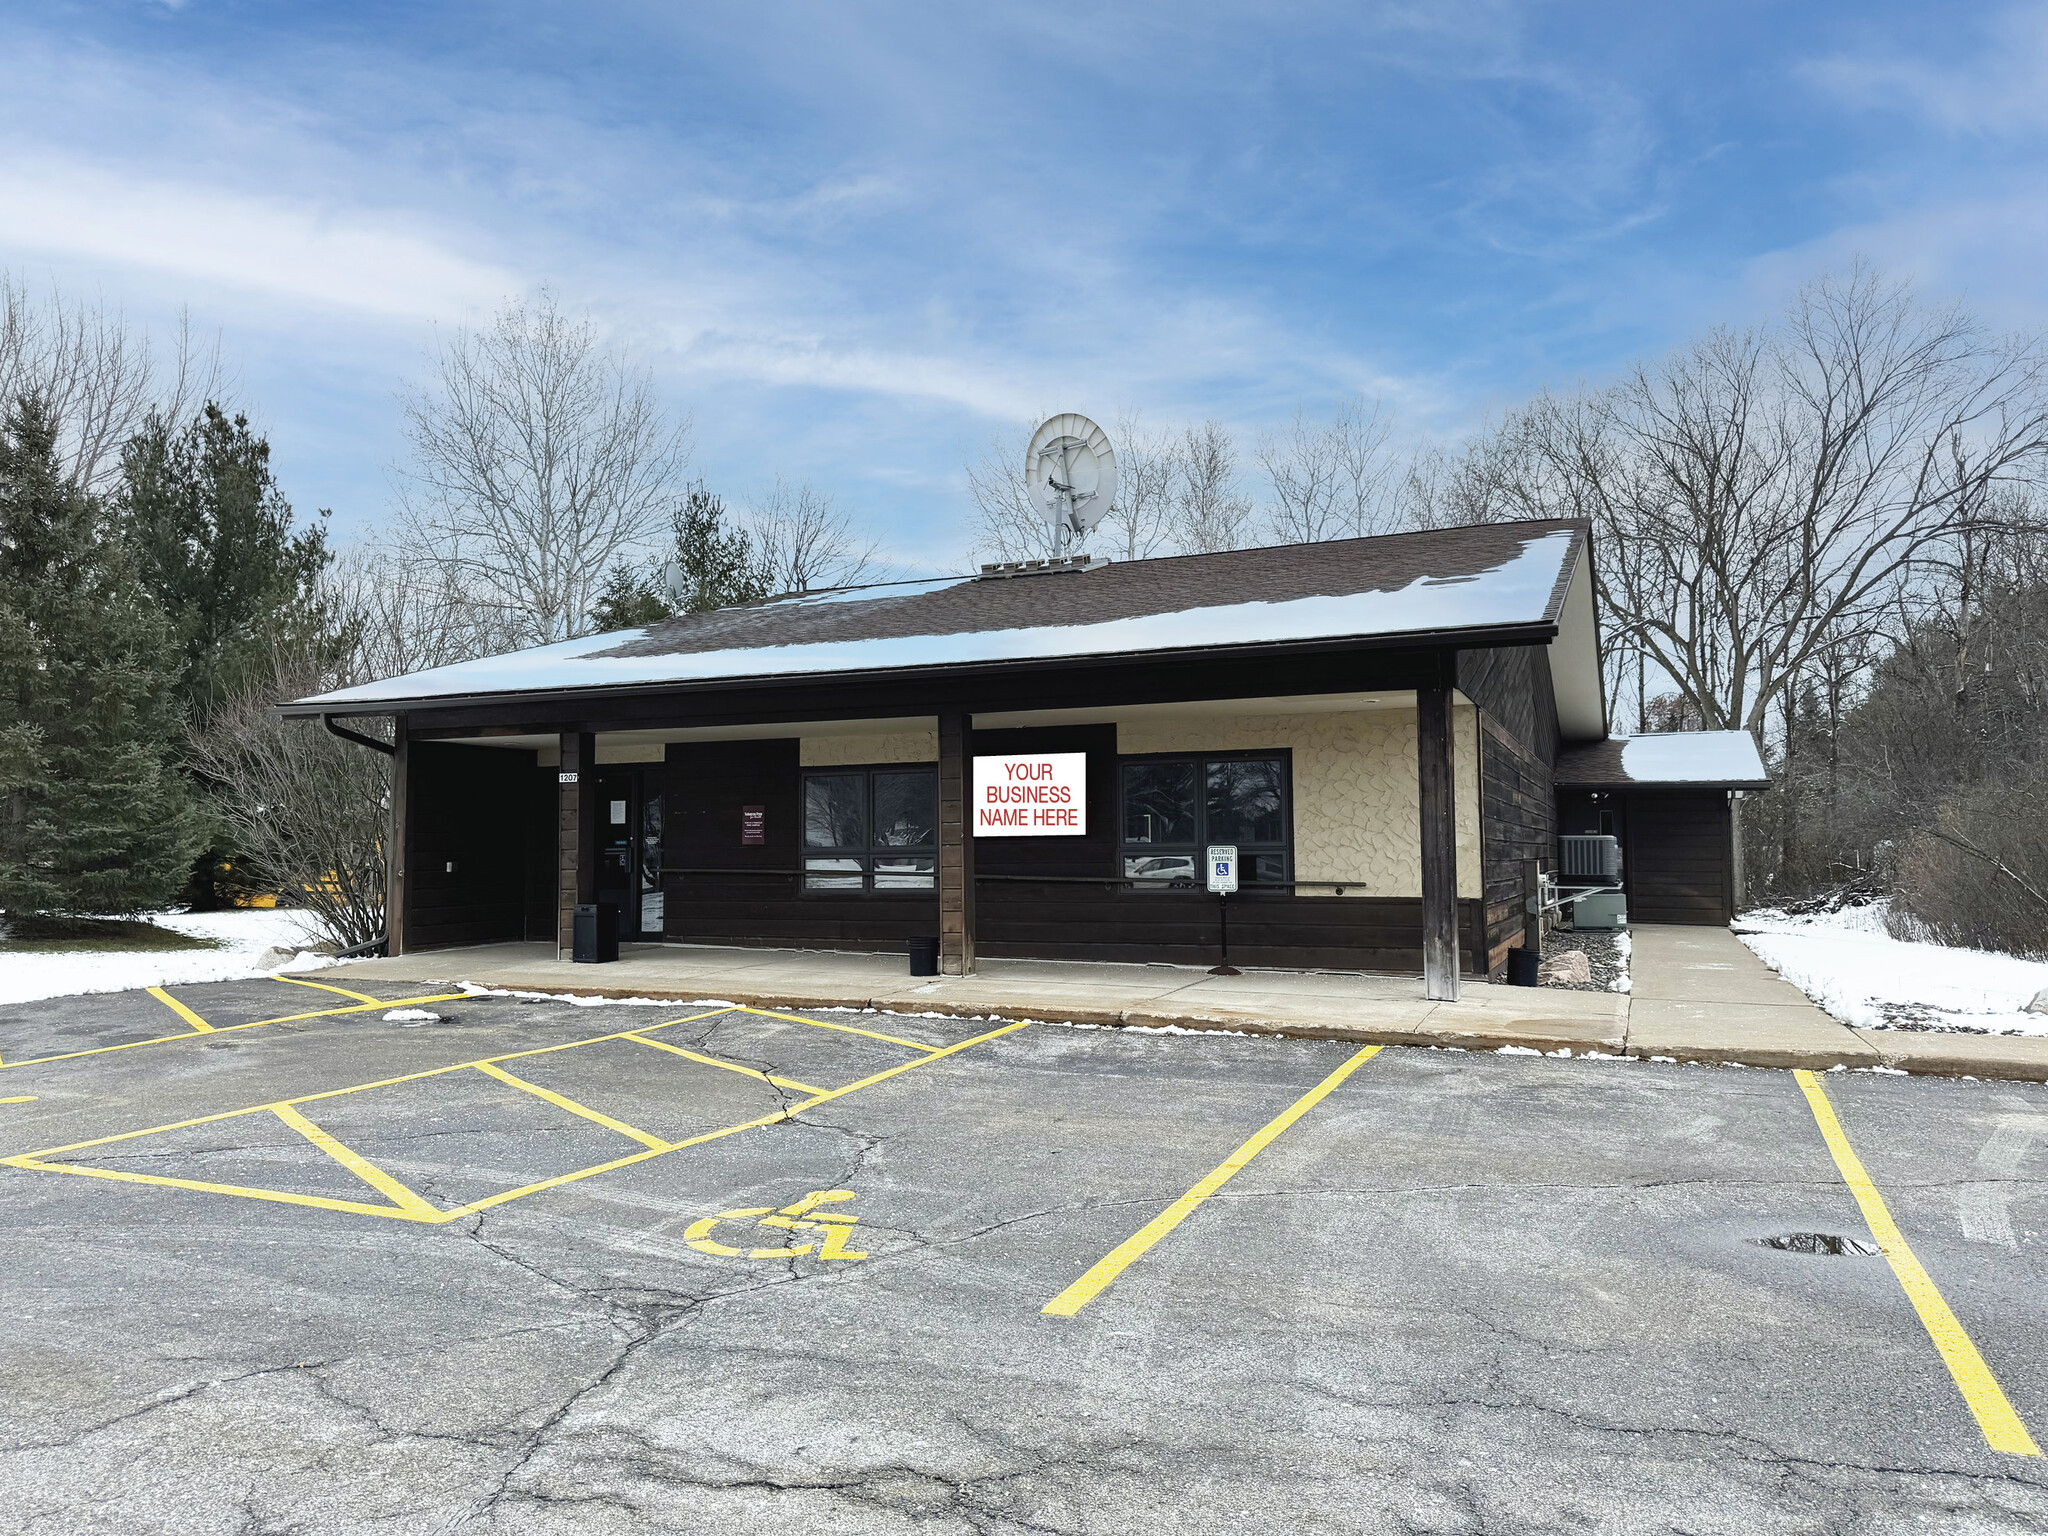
(1501, 264, 2048, 737)
(1093, 410, 1177, 560)
(1171, 419, 1256, 553)
(396, 289, 692, 645)
(190, 659, 389, 952)
(321, 545, 530, 681)
(0, 273, 228, 491)
(1260, 396, 1400, 543)
(746, 476, 876, 593)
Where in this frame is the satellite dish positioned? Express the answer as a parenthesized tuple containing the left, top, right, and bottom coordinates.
(659, 558, 688, 606)
(1025, 414, 1118, 549)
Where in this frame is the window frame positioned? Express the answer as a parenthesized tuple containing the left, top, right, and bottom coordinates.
(1115, 748, 1294, 894)
(799, 763, 940, 898)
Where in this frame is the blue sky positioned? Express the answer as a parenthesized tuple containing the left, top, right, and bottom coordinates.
(3, 2, 2044, 571)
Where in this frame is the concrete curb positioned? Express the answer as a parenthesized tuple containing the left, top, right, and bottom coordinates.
(340, 968, 2048, 1083)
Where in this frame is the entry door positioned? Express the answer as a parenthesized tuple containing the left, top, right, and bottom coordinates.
(593, 769, 666, 941)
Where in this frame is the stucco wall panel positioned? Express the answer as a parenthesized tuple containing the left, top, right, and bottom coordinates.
(800, 730, 939, 767)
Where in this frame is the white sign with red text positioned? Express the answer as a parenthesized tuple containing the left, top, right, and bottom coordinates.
(973, 752, 1087, 837)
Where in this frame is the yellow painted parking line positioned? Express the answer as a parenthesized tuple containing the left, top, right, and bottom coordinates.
(473, 1060, 669, 1151)
(147, 987, 213, 1033)
(6, 1157, 437, 1221)
(1, 1008, 737, 1162)
(1, 1096, 36, 1104)
(1794, 1070, 2042, 1458)
(0, 992, 470, 1072)
(271, 975, 383, 1005)
(2, 1007, 1025, 1226)
(740, 1006, 942, 1054)
(446, 1018, 1031, 1220)
(272, 1104, 442, 1218)
(1043, 1044, 1383, 1318)
(622, 1032, 830, 1097)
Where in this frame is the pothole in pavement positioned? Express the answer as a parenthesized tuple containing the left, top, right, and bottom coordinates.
(1755, 1232, 1882, 1257)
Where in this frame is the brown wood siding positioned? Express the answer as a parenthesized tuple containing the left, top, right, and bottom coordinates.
(1459, 645, 1559, 768)
(407, 742, 534, 949)
(1463, 647, 1560, 974)
(1623, 792, 1733, 925)
(661, 737, 939, 951)
(979, 887, 1484, 973)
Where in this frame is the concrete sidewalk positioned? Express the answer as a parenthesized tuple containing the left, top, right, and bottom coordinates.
(324, 926, 2048, 1081)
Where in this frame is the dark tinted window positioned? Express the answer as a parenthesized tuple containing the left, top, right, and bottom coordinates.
(1117, 753, 1289, 889)
(804, 774, 865, 849)
(803, 767, 936, 893)
(873, 770, 937, 847)
(1121, 760, 1197, 845)
(1206, 758, 1285, 845)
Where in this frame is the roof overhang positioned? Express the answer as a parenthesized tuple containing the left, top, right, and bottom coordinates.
(281, 620, 1560, 721)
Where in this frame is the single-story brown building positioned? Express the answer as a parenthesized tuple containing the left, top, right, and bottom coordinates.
(284, 517, 1765, 1000)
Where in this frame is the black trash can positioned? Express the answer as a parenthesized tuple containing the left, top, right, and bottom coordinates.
(573, 903, 619, 964)
(907, 935, 940, 977)
(1506, 947, 1541, 987)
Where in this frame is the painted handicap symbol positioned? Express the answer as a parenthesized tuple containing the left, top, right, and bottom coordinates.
(684, 1188, 870, 1261)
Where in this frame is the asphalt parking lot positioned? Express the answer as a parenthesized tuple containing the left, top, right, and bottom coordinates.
(2, 976, 2047, 1534)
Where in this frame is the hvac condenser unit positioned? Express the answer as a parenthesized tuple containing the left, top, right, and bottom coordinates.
(1558, 834, 1627, 929)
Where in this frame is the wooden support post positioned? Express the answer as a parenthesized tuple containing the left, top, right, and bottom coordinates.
(1416, 682, 1459, 1002)
(937, 712, 976, 976)
(557, 731, 597, 960)
(386, 714, 409, 957)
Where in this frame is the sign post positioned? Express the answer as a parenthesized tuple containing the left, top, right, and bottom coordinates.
(1207, 845, 1239, 975)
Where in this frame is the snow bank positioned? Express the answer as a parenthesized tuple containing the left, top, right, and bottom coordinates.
(1737, 902, 2048, 1036)
(0, 909, 337, 1008)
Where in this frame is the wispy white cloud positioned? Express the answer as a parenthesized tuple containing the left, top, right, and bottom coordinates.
(0, 153, 520, 321)
(1804, 3, 2048, 135)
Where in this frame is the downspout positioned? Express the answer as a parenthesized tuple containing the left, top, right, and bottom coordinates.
(322, 714, 395, 756)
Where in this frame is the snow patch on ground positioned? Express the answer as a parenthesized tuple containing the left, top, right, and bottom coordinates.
(0, 909, 337, 1007)
(1737, 901, 2048, 1036)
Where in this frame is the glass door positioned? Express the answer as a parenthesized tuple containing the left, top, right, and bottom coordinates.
(592, 768, 665, 942)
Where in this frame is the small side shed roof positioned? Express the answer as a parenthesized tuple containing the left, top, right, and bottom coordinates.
(1554, 731, 1769, 790)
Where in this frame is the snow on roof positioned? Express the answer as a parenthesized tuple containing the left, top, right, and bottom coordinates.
(1555, 731, 1769, 789)
(291, 521, 1585, 710)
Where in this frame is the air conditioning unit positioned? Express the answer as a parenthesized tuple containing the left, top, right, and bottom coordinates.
(1560, 834, 1622, 884)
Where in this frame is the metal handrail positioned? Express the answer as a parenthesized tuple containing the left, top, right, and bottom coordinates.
(654, 866, 1363, 894)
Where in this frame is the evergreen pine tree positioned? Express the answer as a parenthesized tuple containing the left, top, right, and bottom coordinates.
(120, 403, 333, 718)
(585, 484, 769, 632)
(0, 394, 208, 918)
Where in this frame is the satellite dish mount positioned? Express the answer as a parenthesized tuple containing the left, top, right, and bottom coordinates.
(1025, 413, 1119, 556)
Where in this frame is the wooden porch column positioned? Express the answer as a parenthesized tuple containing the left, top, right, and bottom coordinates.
(937, 712, 976, 976)
(556, 731, 597, 959)
(1416, 683, 1459, 1002)
(386, 714, 409, 957)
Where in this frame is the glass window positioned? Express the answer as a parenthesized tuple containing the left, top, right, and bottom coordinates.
(873, 770, 937, 848)
(1121, 761, 1198, 846)
(1206, 758, 1285, 845)
(1117, 754, 1289, 891)
(805, 774, 865, 850)
(803, 767, 936, 893)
